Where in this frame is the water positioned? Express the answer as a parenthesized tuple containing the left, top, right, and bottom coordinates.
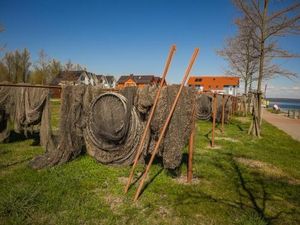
(267, 98, 300, 112)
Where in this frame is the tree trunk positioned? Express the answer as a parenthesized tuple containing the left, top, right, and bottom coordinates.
(252, 0, 268, 136)
(244, 79, 248, 94)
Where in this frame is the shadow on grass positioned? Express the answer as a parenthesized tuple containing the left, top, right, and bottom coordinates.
(174, 152, 296, 225)
(0, 157, 32, 169)
(137, 167, 164, 199)
(229, 119, 244, 131)
(8, 131, 40, 146)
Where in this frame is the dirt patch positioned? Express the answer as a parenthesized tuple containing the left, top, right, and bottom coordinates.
(215, 137, 240, 142)
(206, 144, 222, 150)
(118, 176, 128, 185)
(174, 175, 200, 185)
(235, 157, 300, 185)
(104, 194, 124, 211)
(235, 117, 250, 123)
(158, 206, 171, 218)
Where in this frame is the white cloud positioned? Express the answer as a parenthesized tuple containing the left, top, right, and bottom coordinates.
(266, 84, 300, 98)
(238, 80, 300, 98)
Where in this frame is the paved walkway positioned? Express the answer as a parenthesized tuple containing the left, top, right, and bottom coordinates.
(262, 108, 300, 141)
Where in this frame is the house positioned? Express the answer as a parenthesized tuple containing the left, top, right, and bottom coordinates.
(96, 75, 116, 88)
(50, 71, 116, 98)
(116, 74, 165, 89)
(51, 70, 98, 86)
(187, 76, 239, 96)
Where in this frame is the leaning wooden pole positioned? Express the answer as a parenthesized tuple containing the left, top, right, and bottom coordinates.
(211, 93, 217, 147)
(187, 91, 197, 183)
(124, 45, 177, 194)
(221, 94, 225, 134)
(133, 48, 199, 201)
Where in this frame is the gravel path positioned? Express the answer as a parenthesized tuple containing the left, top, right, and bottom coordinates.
(262, 108, 300, 141)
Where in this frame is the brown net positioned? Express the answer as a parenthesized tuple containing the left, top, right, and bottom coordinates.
(0, 83, 49, 142)
(195, 94, 213, 120)
(136, 85, 194, 169)
(30, 85, 86, 169)
(84, 87, 149, 165)
(1, 84, 194, 170)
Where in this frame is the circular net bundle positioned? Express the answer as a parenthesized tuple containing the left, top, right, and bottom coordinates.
(84, 89, 149, 165)
(195, 94, 212, 120)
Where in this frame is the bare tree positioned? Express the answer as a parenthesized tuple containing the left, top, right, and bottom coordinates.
(30, 50, 64, 84)
(0, 61, 8, 81)
(19, 48, 31, 82)
(218, 17, 259, 94)
(0, 24, 5, 52)
(48, 59, 62, 83)
(14, 50, 23, 82)
(2, 52, 15, 82)
(64, 59, 73, 71)
(234, 0, 300, 136)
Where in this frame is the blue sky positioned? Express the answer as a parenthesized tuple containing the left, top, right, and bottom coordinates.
(1, 0, 299, 98)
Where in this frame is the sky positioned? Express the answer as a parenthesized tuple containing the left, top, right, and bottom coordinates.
(1, 0, 300, 98)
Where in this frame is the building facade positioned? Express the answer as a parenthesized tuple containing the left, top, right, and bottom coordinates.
(187, 76, 239, 96)
(50, 71, 116, 98)
(116, 74, 165, 89)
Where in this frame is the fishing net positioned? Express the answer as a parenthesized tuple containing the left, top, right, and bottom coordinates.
(195, 94, 212, 120)
(1, 83, 194, 170)
(30, 85, 86, 169)
(84, 87, 149, 165)
(0, 83, 49, 142)
(215, 95, 232, 123)
(0, 84, 11, 142)
(136, 85, 194, 169)
(194, 94, 232, 123)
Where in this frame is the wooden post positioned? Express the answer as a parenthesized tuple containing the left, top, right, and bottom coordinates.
(187, 91, 197, 183)
(124, 45, 176, 194)
(0, 83, 62, 89)
(211, 93, 217, 147)
(133, 48, 199, 201)
(221, 94, 225, 134)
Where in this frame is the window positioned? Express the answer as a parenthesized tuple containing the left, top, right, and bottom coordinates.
(216, 85, 219, 88)
(195, 78, 202, 82)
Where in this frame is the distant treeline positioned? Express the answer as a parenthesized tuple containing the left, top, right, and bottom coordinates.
(0, 48, 86, 84)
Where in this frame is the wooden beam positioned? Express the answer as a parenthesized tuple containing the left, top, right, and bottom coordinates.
(221, 94, 225, 134)
(0, 83, 62, 89)
(124, 44, 176, 194)
(211, 93, 217, 147)
(133, 48, 199, 201)
(187, 91, 197, 183)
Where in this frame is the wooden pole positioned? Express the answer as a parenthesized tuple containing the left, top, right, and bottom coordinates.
(233, 96, 236, 114)
(221, 94, 225, 134)
(133, 48, 199, 201)
(187, 91, 197, 183)
(124, 45, 177, 194)
(0, 83, 62, 89)
(211, 93, 217, 147)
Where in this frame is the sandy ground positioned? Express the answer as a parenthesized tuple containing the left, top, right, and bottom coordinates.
(262, 108, 300, 141)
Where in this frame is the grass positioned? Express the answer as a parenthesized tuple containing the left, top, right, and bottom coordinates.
(0, 99, 299, 225)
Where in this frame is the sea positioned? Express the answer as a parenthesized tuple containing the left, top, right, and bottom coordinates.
(267, 98, 300, 112)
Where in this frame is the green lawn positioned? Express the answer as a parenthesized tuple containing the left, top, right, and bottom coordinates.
(0, 100, 299, 225)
